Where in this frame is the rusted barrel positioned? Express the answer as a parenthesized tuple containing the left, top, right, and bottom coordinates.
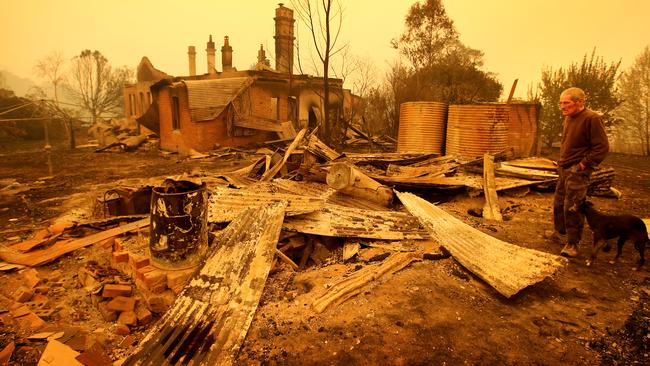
(445, 104, 510, 159)
(149, 180, 208, 270)
(397, 102, 448, 154)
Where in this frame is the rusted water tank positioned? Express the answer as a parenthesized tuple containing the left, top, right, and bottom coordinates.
(397, 102, 448, 154)
(507, 103, 539, 158)
(445, 104, 510, 159)
(149, 180, 208, 270)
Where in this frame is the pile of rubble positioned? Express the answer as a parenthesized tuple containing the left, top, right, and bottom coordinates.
(0, 129, 622, 364)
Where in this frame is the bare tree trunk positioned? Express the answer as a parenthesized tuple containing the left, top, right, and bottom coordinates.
(322, 0, 332, 145)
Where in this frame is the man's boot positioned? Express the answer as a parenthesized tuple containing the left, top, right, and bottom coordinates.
(561, 243, 579, 258)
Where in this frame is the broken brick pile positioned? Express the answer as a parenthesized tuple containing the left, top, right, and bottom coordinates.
(7, 268, 62, 333)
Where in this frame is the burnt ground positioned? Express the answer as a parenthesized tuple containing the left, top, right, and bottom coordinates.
(1, 136, 649, 365)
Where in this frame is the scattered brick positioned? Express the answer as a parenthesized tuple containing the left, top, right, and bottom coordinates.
(140, 289, 175, 313)
(117, 311, 137, 326)
(20, 268, 41, 288)
(98, 237, 115, 249)
(14, 312, 45, 331)
(98, 303, 118, 322)
(102, 284, 132, 298)
(135, 303, 152, 325)
(135, 265, 156, 281)
(129, 255, 150, 271)
(32, 309, 56, 319)
(10, 305, 30, 318)
(105, 296, 136, 312)
(14, 287, 34, 303)
(113, 238, 124, 252)
(143, 270, 167, 294)
(166, 268, 195, 295)
(112, 251, 129, 264)
(34, 286, 50, 295)
(115, 324, 130, 335)
(75, 341, 112, 366)
(47, 270, 62, 282)
(119, 335, 136, 348)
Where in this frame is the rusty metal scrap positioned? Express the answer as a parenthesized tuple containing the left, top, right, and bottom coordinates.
(397, 191, 567, 298)
(125, 202, 286, 366)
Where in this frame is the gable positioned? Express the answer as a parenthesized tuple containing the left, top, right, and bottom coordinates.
(183, 77, 254, 122)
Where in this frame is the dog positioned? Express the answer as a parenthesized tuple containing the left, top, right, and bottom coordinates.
(580, 200, 647, 269)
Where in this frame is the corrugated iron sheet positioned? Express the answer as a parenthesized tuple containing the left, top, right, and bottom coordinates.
(283, 204, 429, 240)
(124, 203, 286, 365)
(507, 103, 538, 158)
(183, 77, 253, 122)
(207, 185, 324, 223)
(396, 191, 567, 298)
(397, 102, 447, 154)
(446, 104, 510, 159)
(271, 179, 390, 211)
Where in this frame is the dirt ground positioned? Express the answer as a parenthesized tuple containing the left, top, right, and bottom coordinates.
(1, 136, 649, 365)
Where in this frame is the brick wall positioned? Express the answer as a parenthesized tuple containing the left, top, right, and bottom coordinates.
(158, 85, 277, 153)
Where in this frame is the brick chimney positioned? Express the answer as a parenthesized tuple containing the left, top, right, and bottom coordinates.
(221, 36, 233, 72)
(206, 35, 216, 74)
(274, 3, 294, 74)
(258, 44, 270, 67)
(188, 46, 196, 76)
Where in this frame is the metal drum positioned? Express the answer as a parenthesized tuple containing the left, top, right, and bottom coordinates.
(397, 102, 448, 154)
(149, 180, 208, 270)
(445, 104, 510, 159)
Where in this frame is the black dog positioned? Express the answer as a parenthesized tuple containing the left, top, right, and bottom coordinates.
(580, 200, 647, 269)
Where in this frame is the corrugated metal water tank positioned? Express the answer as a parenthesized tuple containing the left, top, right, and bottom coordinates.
(397, 102, 448, 154)
(446, 104, 510, 159)
(508, 103, 539, 157)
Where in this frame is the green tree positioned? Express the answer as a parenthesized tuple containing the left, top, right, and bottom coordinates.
(535, 49, 621, 148)
(391, 0, 457, 69)
(64, 50, 133, 123)
(390, 0, 502, 109)
(615, 46, 650, 155)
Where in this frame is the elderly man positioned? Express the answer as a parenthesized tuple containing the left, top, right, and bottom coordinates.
(551, 87, 609, 257)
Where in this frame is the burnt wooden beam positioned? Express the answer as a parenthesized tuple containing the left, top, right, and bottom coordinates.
(482, 154, 503, 221)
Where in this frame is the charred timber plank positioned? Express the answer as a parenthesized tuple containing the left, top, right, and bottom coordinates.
(312, 252, 420, 313)
(207, 185, 324, 223)
(345, 153, 437, 169)
(272, 179, 389, 211)
(124, 203, 286, 366)
(305, 134, 342, 161)
(283, 204, 428, 240)
(482, 154, 503, 221)
(396, 191, 567, 298)
(495, 164, 558, 180)
(326, 162, 394, 207)
(501, 157, 558, 171)
(386, 162, 458, 178)
(0, 219, 149, 267)
(260, 128, 307, 181)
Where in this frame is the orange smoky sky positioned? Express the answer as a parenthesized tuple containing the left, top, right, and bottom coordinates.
(1, 0, 648, 99)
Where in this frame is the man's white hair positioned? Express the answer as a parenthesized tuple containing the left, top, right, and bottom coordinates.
(561, 87, 586, 102)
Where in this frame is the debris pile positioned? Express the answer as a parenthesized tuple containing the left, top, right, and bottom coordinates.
(0, 128, 626, 364)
